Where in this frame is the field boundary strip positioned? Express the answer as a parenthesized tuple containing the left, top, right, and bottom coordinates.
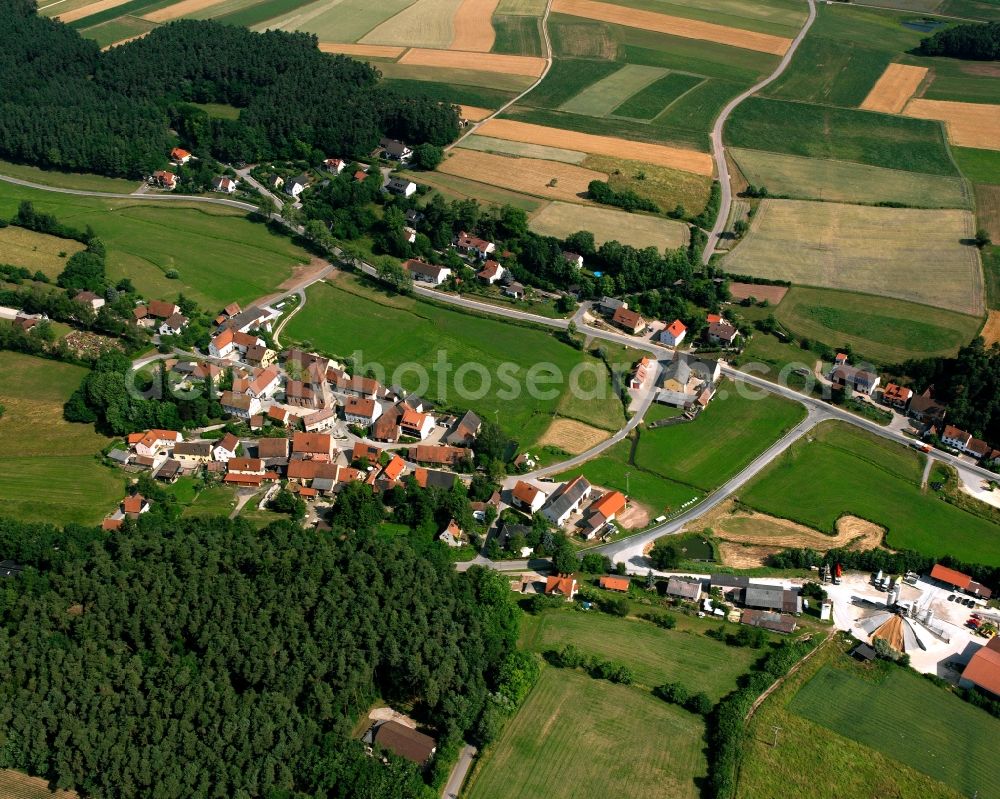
(477, 118, 714, 174)
(859, 63, 928, 115)
(550, 0, 792, 55)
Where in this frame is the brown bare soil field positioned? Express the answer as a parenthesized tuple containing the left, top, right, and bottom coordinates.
(0, 769, 80, 799)
(451, 0, 500, 51)
(903, 98, 1000, 150)
(57, 0, 131, 22)
(693, 502, 885, 568)
(317, 42, 407, 58)
(143, 0, 227, 21)
(442, 148, 606, 201)
(477, 118, 714, 174)
(728, 281, 788, 303)
(536, 418, 610, 454)
(981, 310, 1000, 347)
(860, 63, 927, 114)
(399, 48, 545, 76)
(551, 0, 791, 55)
(974, 183, 1000, 241)
(460, 105, 494, 121)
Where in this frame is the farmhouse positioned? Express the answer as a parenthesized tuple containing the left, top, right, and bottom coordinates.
(909, 387, 946, 424)
(542, 476, 592, 527)
(454, 231, 495, 261)
(156, 459, 181, 483)
(324, 158, 347, 174)
(830, 364, 880, 396)
(741, 609, 797, 634)
(439, 519, 465, 548)
(598, 297, 627, 316)
(959, 637, 1000, 699)
(929, 563, 992, 598)
(301, 408, 336, 433)
(170, 147, 191, 165)
(446, 410, 482, 447)
(133, 429, 182, 458)
(122, 493, 150, 517)
(212, 176, 238, 194)
(563, 251, 584, 269)
(408, 444, 470, 468)
(589, 490, 626, 523)
(379, 138, 413, 163)
(287, 174, 311, 198)
(665, 578, 702, 602)
(158, 312, 188, 336)
(404, 259, 451, 286)
(385, 177, 417, 197)
(612, 306, 646, 335)
(413, 468, 457, 490)
(545, 575, 578, 600)
(744, 583, 802, 614)
(220, 390, 261, 418)
(221, 305, 280, 334)
(656, 356, 718, 408)
(369, 720, 435, 766)
(941, 425, 973, 452)
(293, 432, 335, 459)
(372, 406, 402, 442)
(256, 437, 290, 463)
(172, 441, 212, 467)
(660, 319, 687, 347)
(629, 357, 654, 390)
(599, 575, 630, 592)
(477, 260, 505, 284)
(881, 382, 913, 410)
(285, 379, 320, 409)
(512, 480, 547, 513)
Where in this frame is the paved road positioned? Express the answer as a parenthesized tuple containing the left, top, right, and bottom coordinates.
(441, 744, 477, 799)
(236, 166, 285, 211)
(0, 174, 258, 212)
(701, 0, 817, 264)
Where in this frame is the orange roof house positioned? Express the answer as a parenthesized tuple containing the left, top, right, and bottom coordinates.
(545, 575, 578, 600)
(599, 575, 630, 592)
(512, 480, 547, 512)
(382, 455, 406, 482)
(961, 637, 1000, 698)
(591, 490, 627, 520)
(661, 319, 687, 347)
(170, 147, 191, 163)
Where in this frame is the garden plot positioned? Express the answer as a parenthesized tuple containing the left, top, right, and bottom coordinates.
(724, 199, 983, 316)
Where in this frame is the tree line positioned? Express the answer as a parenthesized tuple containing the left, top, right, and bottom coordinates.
(0, 3, 459, 177)
(919, 21, 1000, 60)
(0, 513, 523, 798)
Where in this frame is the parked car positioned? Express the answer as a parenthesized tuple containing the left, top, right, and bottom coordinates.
(948, 594, 956, 602)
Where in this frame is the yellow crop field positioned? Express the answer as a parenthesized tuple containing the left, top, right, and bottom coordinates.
(398, 48, 546, 77)
(531, 201, 689, 249)
(360, 0, 462, 48)
(441, 149, 606, 201)
(904, 98, 1000, 151)
(451, 0, 499, 50)
(860, 63, 927, 114)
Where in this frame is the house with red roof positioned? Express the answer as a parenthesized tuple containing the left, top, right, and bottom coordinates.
(599, 575, 630, 592)
(612, 306, 646, 335)
(960, 637, 1000, 699)
(133, 429, 182, 459)
(545, 575, 578, 600)
(153, 170, 177, 190)
(400, 407, 434, 440)
(477, 260, 505, 284)
(213, 432, 241, 463)
(660, 319, 687, 347)
(512, 480, 547, 514)
(170, 147, 191, 165)
(439, 519, 465, 547)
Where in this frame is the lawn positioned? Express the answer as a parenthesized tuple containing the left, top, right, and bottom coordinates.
(284, 275, 624, 448)
(634, 385, 806, 492)
(529, 201, 690, 249)
(741, 421, 1000, 566)
(465, 667, 706, 799)
(790, 660, 1000, 799)
(723, 199, 982, 317)
(725, 96, 958, 176)
(772, 286, 984, 363)
(180, 484, 238, 518)
(737, 640, 966, 799)
(553, 439, 702, 518)
(0, 181, 308, 310)
(729, 148, 970, 208)
(0, 160, 140, 193)
(0, 227, 86, 278)
(0, 352, 122, 526)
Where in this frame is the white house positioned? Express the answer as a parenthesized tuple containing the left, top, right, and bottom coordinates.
(941, 425, 973, 451)
(212, 176, 238, 194)
(219, 390, 261, 419)
(212, 432, 240, 463)
(343, 397, 383, 427)
(379, 137, 413, 163)
(73, 290, 105, 311)
(404, 259, 451, 286)
(287, 174, 311, 198)
(512, 480, 547, 514)
(324, 158, 347, 174)
(660, 319, 687, 347)
(209, 329, 236, 359)
(400, 407, 435, 440)
(439, 519, 464, 548)
(170, 147, 191, 165)
(133, 429, 182, 459)
(385, 177, 417, 198)
(542, 476, 592, 527)
(158, 313, 188, 336)
(477, 260, 505, 285)
(246, 365, 281, 399)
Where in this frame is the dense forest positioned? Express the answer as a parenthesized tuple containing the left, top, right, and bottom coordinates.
(919, 21, 1000, 59)
(0, 514, 522, 798)
(0, 2, 458, 176)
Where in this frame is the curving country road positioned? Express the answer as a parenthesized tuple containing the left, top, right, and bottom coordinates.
(701, 0, 817, 265)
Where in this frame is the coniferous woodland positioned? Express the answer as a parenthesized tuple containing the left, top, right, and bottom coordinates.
(919, 21, 1000, 60)
(0, 1, 459, 176)
(0, 515, 524, 798)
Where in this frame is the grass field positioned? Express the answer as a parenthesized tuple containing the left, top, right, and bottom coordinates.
(724, 199, 982, 316)
(465, 667, 706, 799)
(729, 148, 970, 208)
(737, 641, 966, 799)
(0, 227, 86, 277)
(558, 64, 667, 116)
(0, 182, 307, 310)
(791, 661, 1000, 798)
(378, 61, 536, 91)
(953, 146, 1000, 184)
(976, 184, 1000, 241)
(725, 97, 958, 176)
(772, 286, 984, 363)
(399, 169, 543, 212)
(611, 71, 704, 120)
(741, 421, 1000, 566)
(285, 275, 624, 447)
(380, 79, 515, 109)
(0, 352, 122, 526)
(360, 0, 462, 48)
(585, 154, 713, 215)
(915, 57, 1000, 105)
(634, 385, 805, 492)
(530, 201, 689, 249)
(492, 14, 542, 55)
(607, 0, 806, 38)
(0, 161, 140, 193)
(180, 484, 238, 518)
(554, 439, 702, 517)
(272, 0, 413, 41)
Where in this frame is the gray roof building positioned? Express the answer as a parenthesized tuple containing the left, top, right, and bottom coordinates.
(666, 578, 702, 601)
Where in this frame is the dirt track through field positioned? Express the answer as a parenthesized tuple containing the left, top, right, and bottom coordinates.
(143, 0, 228, 21)
(450, 0, 499, 51)
(860, 63, 927, 114)
(441, 148, 606, 201)
(318, 42, 406, 58)
(398, 48, 546, 76)
(477, 118, 714, 174)
(537, 418, 610, 454)
(903, 98, 1000, 151)
(551, 0, 791, 55)
(56, 0, 131, 22)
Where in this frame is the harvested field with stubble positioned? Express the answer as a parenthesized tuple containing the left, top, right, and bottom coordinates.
(142, 0, 227, 21)
(0, 770, 80, 799)
(551, 0, 791, 54)
(317, 42, 406, 59)
(442, 149, 604, 201)
(725, 199, 983, 316)
(859, 63, 927, 114)
(478, 118, 714, 174)
(730, 148, 969, 208)
(531, 201, 689, 248)
(461, 135, 588, 163)
(450, 0, 498, 50)
(459, 105, 494, 122)
(361, 0, 461, 48)
(975, 183, 1000, 241)
(904, 98, 1000, 151)
(398, 48, 545, 76)
(536, 418, 610, 454)
(55, 0, 131, 22)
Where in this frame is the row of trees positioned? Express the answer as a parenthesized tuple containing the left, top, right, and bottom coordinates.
(919, 21, 1000, 60)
